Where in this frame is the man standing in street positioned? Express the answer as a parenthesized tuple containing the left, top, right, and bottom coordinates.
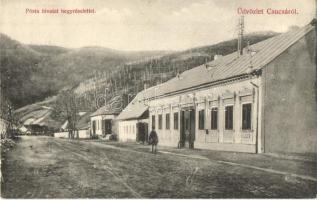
(149, 128, 158, 154)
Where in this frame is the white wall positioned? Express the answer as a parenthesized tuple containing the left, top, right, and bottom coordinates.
(54, 131, 69, 138)
(149, 105, 180, 147)
(118, 120, 137, 142)
(91, 116, 103, 136)
(147, 77, 262, 153)
(90, 115, 117, 136)
(77, 129, 90, 139)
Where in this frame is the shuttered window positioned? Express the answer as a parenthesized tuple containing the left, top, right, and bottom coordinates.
(242, 103, 252, 130)
(166, 113, 170, 129)
(211, 107, 218, 130)
(225, 106, 234, 130)
(158, 114, 162, 130)
(198, 110, 205, 130)
(174, 112, 178, 130)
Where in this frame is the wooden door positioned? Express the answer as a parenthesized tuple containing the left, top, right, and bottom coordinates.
(180, 108, 195, 148)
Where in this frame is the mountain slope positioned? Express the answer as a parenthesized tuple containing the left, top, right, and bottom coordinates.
(70, 31, 279, 114)
(11, 31, 278, 129)
(1, 31, 277, 111)
(0, 33, 44, 109)
(0, 34, 169, 109)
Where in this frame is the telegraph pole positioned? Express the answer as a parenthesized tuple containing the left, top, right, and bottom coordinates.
(237, 15, 244, 56)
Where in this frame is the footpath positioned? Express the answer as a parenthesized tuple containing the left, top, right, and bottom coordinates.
(84, 140, 317, 182)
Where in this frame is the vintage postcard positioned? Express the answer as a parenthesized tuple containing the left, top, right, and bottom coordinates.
(0, 0, 316, 198)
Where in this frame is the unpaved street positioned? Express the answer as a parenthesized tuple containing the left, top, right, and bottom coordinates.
(1, 136, 316, 198)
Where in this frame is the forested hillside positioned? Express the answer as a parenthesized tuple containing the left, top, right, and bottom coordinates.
(72, 31, 278, 113)
(0, 33, 168, 109)
(1, 31, 277, 127)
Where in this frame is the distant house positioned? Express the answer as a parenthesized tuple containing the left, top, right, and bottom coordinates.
(76, 125, 90, 139)
(123, 20, 316, 154)
(75, 112, 91, 139)
(24, 110, 61, 135)
(18, 125, 28, 134)
(54, 131, 69, 138)
(116, 91, 149, 143)
(90, 105, 120, 137)
(54, 112, 91, 139)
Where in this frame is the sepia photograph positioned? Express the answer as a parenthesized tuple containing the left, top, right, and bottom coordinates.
(0, 0, 316, 198)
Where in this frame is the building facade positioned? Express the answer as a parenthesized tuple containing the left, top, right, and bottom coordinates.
(148, 77, 261, 153)
(90, 106, 119, 137)
(117, 92, 149, 142)
(120, 20, 316, 154)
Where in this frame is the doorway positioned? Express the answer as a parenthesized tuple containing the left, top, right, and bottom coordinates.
(92, 120, 96, 135)
(103, 120, 112, 135)
(136, 122, 148, 144)
(180, 108, 195, 148)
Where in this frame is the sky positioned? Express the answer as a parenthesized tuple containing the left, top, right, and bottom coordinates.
(0, 0, 316, 51)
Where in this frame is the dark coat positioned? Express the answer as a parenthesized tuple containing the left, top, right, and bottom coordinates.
(149, 130, 158, 145)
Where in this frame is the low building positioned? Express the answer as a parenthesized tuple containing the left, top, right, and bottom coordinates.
(116, 91, 149, 142)
(24, 110, 61, 136)
(18, 125, 28, 134)
(75, 112, 91, 139)
(54, 112, 91, 139)
(90, 106, 120, 137)
(123, 20, 316, 154)
(54, 131, 69, 138)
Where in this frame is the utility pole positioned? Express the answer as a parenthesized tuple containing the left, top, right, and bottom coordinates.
(237, 15, 244, 56)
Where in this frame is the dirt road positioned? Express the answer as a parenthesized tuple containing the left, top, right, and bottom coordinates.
(1, 136, 316, 198)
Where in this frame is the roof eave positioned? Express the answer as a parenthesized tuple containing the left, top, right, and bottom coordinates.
(147, 73, 256, 100)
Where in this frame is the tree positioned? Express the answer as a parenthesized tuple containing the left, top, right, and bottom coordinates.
(0, 82, 17, 139)
(51, 89, 79, 139)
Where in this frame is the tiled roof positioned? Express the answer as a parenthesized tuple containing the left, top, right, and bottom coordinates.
(141, 22, 315, 99)
(118, 21, 315, 121)
(116, 91, 148, 120)
(77, 112, 92, 129)
(90, 105, 120, 117)
(60, 112, 92, 130)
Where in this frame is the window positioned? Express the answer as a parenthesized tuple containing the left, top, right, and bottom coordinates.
(225, 106, 234, 130)
(158, 114, 162, 129)
(198, 110, 205, 130)
(166, 113, 170, 129)
(152, 115, 155, 129)
(211, 107, 218, 130)
(242, 103, 252, 130)
(92, 121, 96, 133)
(173, 112, 179, 130)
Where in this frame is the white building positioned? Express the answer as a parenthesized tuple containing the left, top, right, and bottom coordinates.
(118, 21, 317, 154)
(90, 106, 119, 137)
(116, 92, 149, 142)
